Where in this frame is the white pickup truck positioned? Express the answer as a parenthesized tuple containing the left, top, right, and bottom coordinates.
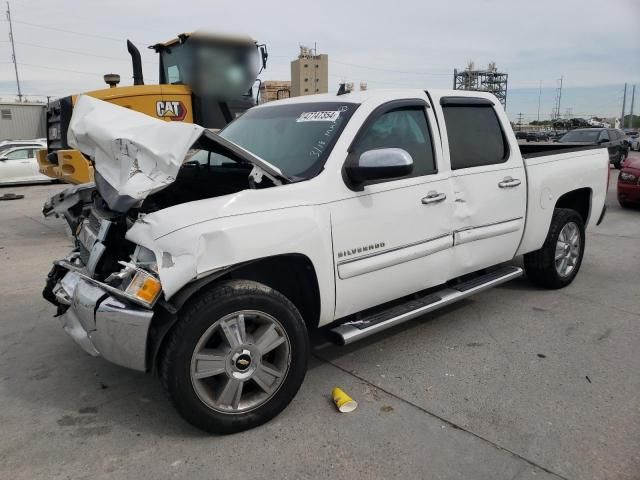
(43, 91, 608, 433)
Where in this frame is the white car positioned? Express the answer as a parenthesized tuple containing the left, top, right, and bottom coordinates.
(0, 138, 46, 154)
(43, 93, 609, 434)
(0, 145, 53, 185)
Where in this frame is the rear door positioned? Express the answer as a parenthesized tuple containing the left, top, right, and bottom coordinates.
(330, 98, 454, 318)
(436, 96, 527, 277)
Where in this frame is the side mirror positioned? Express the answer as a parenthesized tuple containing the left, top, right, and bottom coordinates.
(346, 148, 413, 186)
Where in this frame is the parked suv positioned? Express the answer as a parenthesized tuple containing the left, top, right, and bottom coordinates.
(558, 128, 628, 168)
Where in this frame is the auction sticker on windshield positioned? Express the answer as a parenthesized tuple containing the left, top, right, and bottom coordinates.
(297, 111, 341, 122)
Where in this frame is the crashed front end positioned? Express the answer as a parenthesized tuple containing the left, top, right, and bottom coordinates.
(42, 95, 205, 371)
(43, 200, 162, 371)
(42, 95, 285, 372)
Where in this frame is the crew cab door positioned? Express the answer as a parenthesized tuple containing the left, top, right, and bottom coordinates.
(437, 96, 526, 277)
(330, 99, 454, 319)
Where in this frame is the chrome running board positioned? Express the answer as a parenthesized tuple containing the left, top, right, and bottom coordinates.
(330, 266, 523, 345)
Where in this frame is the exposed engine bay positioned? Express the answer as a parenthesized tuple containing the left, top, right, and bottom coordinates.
(42, 95, 286, 311)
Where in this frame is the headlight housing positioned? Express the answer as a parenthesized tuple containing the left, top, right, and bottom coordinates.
(105, 246, 162, 308)
(619, 171, 638, 183)
(125, 270, 162, 306)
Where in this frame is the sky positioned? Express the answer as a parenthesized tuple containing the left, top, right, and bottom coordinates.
(1, 0, 639, 122)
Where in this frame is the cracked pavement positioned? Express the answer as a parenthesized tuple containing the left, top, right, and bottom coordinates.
(1, 158, 638, 479)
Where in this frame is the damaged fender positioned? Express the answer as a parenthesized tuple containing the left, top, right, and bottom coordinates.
(126, 199, 336, 325)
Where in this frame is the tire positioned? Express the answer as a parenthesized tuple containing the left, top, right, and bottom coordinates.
(524, 208, 585, 289)
(160, 279, 309, 434)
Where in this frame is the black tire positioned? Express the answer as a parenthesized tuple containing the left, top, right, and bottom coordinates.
(160, 279, 309, 434)
(524, 208, 585, 289)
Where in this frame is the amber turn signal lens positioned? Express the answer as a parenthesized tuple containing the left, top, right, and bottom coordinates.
(125, 271, 162, 306)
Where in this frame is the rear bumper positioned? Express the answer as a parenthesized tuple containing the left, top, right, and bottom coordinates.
(53, 269, 153, 372)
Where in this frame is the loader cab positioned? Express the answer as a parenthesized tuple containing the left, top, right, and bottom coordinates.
(152, 32, 268, 128)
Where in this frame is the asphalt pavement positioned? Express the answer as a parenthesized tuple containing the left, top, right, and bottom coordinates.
(0, 154, 638, 480)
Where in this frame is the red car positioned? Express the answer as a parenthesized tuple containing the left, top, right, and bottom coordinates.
(618, 156, 640, 208)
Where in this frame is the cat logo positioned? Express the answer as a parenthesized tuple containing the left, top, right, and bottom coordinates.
(155, 100, 187, 121)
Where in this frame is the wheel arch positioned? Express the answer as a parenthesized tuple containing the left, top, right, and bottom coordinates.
(554, 187, 592, 225)
(146, 253, 321, 373)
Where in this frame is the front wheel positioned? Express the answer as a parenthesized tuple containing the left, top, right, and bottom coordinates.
(524, 208, 585, 289)
(160, 280, 309, 434)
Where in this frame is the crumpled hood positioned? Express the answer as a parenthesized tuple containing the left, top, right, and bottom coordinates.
(68, 95, 204, 210)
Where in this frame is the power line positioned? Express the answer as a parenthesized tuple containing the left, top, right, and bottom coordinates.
(5, 18, 150, 44)
(16, 61, 106, 76)
(1, 39, 154, 63)
(15, 61, 157, 82)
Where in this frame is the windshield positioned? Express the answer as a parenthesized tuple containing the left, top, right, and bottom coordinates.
(219, 102, 358, 179)
(559, 130, 601, 142)
(161, 40, 259, 98)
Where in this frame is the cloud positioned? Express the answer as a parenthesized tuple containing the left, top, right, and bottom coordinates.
(1, 0, 638, 118)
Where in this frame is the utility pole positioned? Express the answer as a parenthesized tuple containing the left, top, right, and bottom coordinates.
(537, 80, 542, 122)
(557, 76, 563, 119)
(621, 83, 627, 128)
(628, 85, 635, 129)
(6, 1, 23, 102)
(552, 76, 563, 120)
(517, 112, 524, 130)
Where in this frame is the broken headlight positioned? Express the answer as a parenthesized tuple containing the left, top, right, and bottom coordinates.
(106, 246, 162, 308)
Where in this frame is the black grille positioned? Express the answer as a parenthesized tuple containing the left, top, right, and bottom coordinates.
(46, 96, 73, 155)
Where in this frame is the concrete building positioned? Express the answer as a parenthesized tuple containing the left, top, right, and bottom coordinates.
(259, 81, 292, 103)
(0, 101, 46, 141)
(291, 46, 328, 97)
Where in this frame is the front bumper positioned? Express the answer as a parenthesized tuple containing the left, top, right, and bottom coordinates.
(52, 268, 153, 372)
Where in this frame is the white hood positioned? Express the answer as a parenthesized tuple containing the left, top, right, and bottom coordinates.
(68, 95, 204, 204)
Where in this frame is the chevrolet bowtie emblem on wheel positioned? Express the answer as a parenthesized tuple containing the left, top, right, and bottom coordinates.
(337, 242, 385, 259)
(236, 358, 250, 368)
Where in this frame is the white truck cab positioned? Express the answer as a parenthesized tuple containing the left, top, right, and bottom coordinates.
(43, 91, 608, 433)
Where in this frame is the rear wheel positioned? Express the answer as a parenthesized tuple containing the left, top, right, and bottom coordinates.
(160, 280, 309, 434)
(524, 208, 585, 289)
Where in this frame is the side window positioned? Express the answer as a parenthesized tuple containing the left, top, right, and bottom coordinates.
(600, 130, 610, 141)
(442, 104, 507, 170)
(6, 149, 30, 160)
(352, 106, 436, 177)
(167, 65, 180, 85)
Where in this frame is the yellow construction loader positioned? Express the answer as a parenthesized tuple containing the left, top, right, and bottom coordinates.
(38, 32, 268, 184)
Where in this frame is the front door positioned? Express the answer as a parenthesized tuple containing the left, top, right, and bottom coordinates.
(330, 99, 454, 319)
(0, 148, 36, 184)
(437, 96, 527, 278)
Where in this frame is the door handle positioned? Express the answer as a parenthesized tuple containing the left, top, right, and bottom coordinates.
(498, 177, 521, 188)
(421, 191, 447, 204)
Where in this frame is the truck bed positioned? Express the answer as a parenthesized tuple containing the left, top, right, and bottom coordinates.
(518, 142, 602, 159)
